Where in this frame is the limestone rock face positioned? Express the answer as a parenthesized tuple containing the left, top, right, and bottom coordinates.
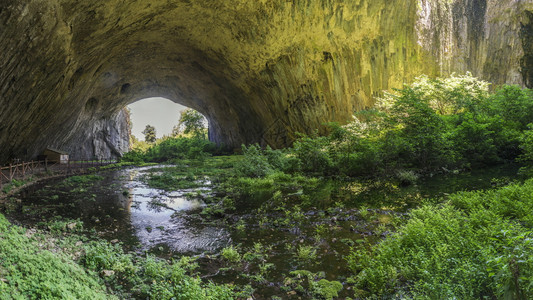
(60, 108, 130, 160)
(0, 0, 532, 163)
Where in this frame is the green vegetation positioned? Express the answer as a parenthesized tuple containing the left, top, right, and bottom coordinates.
(348, 179, 533, 299)
(123, 136, 219, 163)
(81, 241, 237, 299)
(0, 214, 113, 299)
(283, 270, 343, 300)
(172, 108, 208, 139)
(127, 74, 533, 182)
(221, 245, 242, 263)
(63, 174, 104, 184)
(124, 109, 217, 164)
(209, 75, 533, 298)
(0, 213, 238, 299)
(5, 74, 533, 299)
(1, 178, 27, 194)
(294, 245, 318, 263)
(235, 74, 533, 180)
(142, 124, 157, 143)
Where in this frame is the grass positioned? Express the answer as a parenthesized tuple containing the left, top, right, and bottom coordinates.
(146, 172, 204, 191)
(63, 174, 104, 185)
(1, 178, 28, 194)
(143, 156, 240, 191)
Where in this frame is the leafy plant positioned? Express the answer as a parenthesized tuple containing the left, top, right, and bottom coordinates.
(221, 246, 241, 263)
(123, 136, 218, 163)
(294, 245, 317, 263)
(0, 214, 113, 299)
(284, 270, 342, 300)
(348, 179, 533, 299)
(293, 133, 332, 174)
(234, 144, 273, 178)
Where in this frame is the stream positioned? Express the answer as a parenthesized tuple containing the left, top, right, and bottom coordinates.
(3, 163, 522, 298)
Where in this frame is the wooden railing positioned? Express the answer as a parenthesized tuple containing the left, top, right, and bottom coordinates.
(0, 159, 117, 190)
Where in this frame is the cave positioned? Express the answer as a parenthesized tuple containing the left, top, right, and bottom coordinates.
(1, 0, 532, 164)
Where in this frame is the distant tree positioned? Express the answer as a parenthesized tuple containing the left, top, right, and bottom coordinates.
(142, 125, 156, 143)
(172, 109, 207, 138)
(171, 123, 181, 137)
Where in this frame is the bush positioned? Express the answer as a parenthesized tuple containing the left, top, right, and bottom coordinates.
(264, 146, 301, 173)
(388, 87, 452, 169)
(332, 135, 382, 176)
(123, 137, 218, 163)
(293, 134, 332, 174)
(447, 113, 500, 165)
(488, 85, 533, 130)
(409, 73, 490, 115)
(234, 144, 273, 178)
(519, 124, 533, 163)
(82, 241, 136, 276)
(276, 75, 533, 177)
(121, 149, 145, 164)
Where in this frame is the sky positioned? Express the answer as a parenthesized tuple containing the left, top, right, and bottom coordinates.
(127, 97, 187, 139)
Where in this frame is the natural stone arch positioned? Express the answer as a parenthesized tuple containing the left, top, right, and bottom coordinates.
(0, 0, 532, 163)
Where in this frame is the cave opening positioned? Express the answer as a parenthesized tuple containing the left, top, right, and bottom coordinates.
(126, 97, 208, 144)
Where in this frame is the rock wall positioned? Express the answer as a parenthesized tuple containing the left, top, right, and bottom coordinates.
(416, 0, 529, 85)
(0, 0, 532, 163)
(59, 108, 130, 160)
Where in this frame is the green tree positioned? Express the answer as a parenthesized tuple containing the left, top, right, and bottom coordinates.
(519, 124, 533, 163)
(385, 87, 451, 169)
(173, 109, 206, 138)
(142, 124, 156, 143)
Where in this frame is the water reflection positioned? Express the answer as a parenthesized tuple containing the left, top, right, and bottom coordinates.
(7, 166, 230, 254)
(6, 163, 523, 298)
(8, 164, 521, 258)
(119, 167, 230, 253)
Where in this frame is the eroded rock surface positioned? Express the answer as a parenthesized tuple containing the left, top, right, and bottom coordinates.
(0, 0, 532, 163)
(61, 108, 130, 160)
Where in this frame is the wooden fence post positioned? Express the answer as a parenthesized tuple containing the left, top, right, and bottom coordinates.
(9, 164, 13, 181)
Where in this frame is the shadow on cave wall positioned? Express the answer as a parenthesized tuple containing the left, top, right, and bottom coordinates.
(521, 10, 533, 88)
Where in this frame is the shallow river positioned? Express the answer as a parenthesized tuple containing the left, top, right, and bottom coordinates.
(4, 164, 521, 298)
